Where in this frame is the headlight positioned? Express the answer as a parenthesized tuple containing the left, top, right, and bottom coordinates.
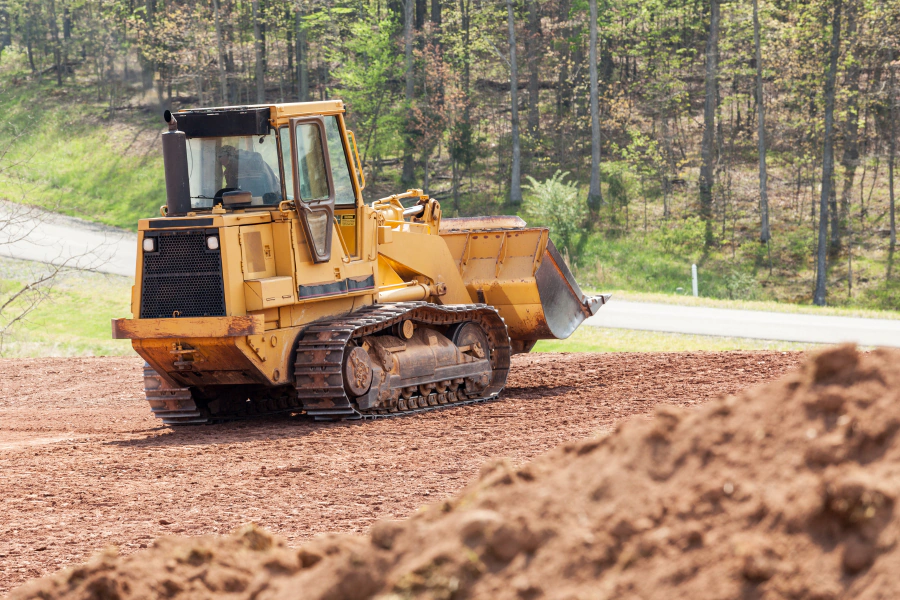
(142, 237, 156, 252)
(206, 236, 220, 250)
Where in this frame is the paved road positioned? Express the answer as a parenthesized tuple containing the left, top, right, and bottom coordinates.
(586, 299, 900, 348)
(2, 204, 898, 347)
(0, 202, 136, 277)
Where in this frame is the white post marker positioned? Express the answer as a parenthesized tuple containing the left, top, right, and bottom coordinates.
(692, 264, 699, 297)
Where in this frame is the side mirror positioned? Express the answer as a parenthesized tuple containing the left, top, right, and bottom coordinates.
(289, 116, 335, 264)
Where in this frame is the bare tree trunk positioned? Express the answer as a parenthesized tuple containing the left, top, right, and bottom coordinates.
(829, 184, 839, 255)
(814, 0, 843, 306)
(587, 0, 603, 212)
(401, 0, 416, 184)
(48, 0, 62, 85)
(555, 0, 571, 167)
(698, 0, 720, 247)
(286, 8, 293, 93)
(507, 0, 522, 205)
(836, 0, 859, 254)
(431, 0, 441, 28)
(753, 0, 770, 242)
(25, 34, 34, 74)
(259, 0, 267, 73)
(526, 0, 540, 136)
(460, 0, 470, 107)
(416, 0, 426, 29)
(252, 0, 265, 103)
(451, 0, 471, 209)
(296, 8, 308, 101)
(0, 3, 10, 62)
(890, 61, 897, 250)
(213, 0, 228, 104)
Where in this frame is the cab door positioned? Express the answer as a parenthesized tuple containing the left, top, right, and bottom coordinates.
(286, 116, 335, 264)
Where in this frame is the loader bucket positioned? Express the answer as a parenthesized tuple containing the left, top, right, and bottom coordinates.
(440, 217, 609, 345)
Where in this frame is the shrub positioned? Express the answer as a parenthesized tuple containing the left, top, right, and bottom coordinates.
(724, 270, 759, 300)
(522, 170, 587, 260)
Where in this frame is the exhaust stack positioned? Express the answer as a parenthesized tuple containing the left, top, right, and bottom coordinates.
(161, 110, 191, 217)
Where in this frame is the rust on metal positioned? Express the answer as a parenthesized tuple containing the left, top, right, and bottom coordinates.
(112, 315, 265, 340)
(439, 216, 528, 232)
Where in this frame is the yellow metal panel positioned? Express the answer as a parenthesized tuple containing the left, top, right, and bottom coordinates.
(134, 337, 261, 386)
(438, 228, 556, 339)
(271, 220, 296, 278)
(335, 209, 358, 255)
(377, 230, 472, 304)
(291, 220, 371, 284)
(112, 315, 264, 339)
(239, 224, 277, 280)
(272, 100, 345, 121)
(377, 256, 406, 287)
(244, 276, 295, 311)
(287, 296, 358, 327)
(132, 323, 305, 387)
(220, 226, 246, 316)
(222, 212, 274, 227)
(492, 303, 552, 339)
(360, 205, 378, 261)
(131, 234, 144, 318)
(237, 325, 305, 384)
(441, 234, 467, 269)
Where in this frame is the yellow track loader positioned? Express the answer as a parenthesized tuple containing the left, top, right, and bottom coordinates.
(112, 101, 608, 423)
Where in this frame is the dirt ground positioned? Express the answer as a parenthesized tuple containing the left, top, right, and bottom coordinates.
(0, 351, 802, 596)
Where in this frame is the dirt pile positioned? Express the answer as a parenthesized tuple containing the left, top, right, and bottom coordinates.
(11, 345, 900, 600)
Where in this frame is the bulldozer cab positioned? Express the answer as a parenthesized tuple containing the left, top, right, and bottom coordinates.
(174, 102, 365, 263)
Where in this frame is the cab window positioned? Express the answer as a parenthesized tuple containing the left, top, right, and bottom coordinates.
(187, 134, 281, 207)
(279, 124, 330, 202)
(324, 116, 357, 206)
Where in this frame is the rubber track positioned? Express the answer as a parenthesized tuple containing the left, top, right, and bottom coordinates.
(143, 363, 305, 425)
(293, 302, 511, 420)
(144, 302, 511, 425)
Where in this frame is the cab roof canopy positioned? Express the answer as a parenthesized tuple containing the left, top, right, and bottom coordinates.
(174, 100, 345, 138)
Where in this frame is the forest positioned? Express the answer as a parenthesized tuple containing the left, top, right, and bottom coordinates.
(0, 0, 898, 309)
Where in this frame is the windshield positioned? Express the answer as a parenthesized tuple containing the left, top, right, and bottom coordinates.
(186, 134, 282, 208)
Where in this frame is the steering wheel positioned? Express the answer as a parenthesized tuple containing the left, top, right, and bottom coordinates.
(214, 187, 241, 202)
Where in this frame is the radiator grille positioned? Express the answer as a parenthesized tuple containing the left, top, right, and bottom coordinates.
(140, 230, 226, 319)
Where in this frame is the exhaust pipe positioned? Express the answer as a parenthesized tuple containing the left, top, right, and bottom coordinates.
(161, 110, 191, 217)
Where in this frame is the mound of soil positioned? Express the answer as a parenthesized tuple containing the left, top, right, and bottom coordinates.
(12, 345, 900, 600)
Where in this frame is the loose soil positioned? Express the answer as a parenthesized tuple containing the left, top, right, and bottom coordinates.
(0, 351, 802, 596)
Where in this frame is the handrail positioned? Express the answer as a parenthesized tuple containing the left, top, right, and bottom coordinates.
(347, 130, 366, 191)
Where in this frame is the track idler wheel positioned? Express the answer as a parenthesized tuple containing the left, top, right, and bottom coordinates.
(343, 345, 374, 397)
(452, 322, 490, 360)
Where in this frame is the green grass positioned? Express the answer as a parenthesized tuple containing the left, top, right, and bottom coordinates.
(596, 290, 900, 320)
(534, 327, 822, 353)
(568, 226, 900, 312)
(0, 80, 165, 230)
(0, 258, 134, 358)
